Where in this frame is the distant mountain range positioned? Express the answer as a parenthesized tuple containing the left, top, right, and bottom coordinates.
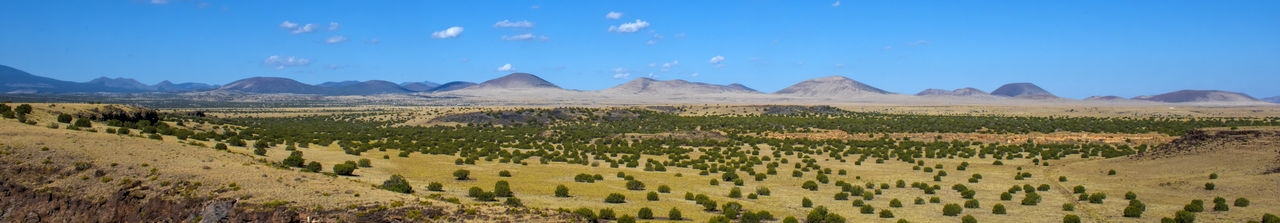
(0, 64, 1274, 105)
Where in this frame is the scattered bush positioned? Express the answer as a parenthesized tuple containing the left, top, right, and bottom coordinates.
(381, 174, 413, 193)
(303, 161, 322, 172)
(605, 193, 626, 203)
(1175, 210, 1196, 223)
(638, 207, 653, 219)
(427, 182, 444, 191)
(494, 181, 513, 197)
(962, 215, 977, 223)
(1022, 192, 1042, 206)
(498, 170, 511, 177)
(802, 197, 812, 208)
(647, 191, 659, 201)
(993, 204, 1007, 214)
(453, 169, 470, 180)
(504, 197, 522, 207)
(1064, 214, 1081, 223)
(332, 163, 356, 176)
(964, 199, 980, 209)
(668, 208, 682, 220)
(282, 151, 305, 167)
(1063, 203, 1075, 211)
(1235, 197, 1250, 207)
(943, 203, 963, 216)
(879, 209, 894, 218)
(1184, 200, 1204, 212)
(1204, 182, 1215, 190)
(554, 185, 570, 197)
(626, 180, 645, 190)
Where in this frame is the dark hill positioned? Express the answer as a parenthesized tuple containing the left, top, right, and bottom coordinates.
(1133, 90, 1261, 103)
(991, 83, 1056, 98)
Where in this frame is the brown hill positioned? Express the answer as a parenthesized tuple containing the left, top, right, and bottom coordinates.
(599, 78, 759, 95)
(1133, 90, 1261, 103)
(774, 76, 889, 97)
(465, 73, 560, 90)
(990, 83, 1057, 98)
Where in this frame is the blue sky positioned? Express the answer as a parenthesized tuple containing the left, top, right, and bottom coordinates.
(1, 0, 1278, 98)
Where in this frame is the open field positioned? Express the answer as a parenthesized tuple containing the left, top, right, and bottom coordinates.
(2, 102, 1280, 222)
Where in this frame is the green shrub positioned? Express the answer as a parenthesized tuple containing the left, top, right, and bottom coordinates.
(1125, 191, 1137, 200)
(332, 163, 356, 176)
(380, 175, 412, 193)
(1235, 197, 1250, 207)
(802, 197, 812, 208)
(1022, 192, 1042, 205)
(1209, 173, 1218, 179)
(74, 118, 92, 127)
(1213, 200, 1230, 212)
(1064, 215, 1081, 223)
(647, 191, 659, 201)
(1073, 185, 1086, 194)
(303, 161, 322, 172)
(494, 181, 512, 197)
(1205, 182, 1215, 190)
(573, 208, 596, 221)
(253, 147, 266, 156)
(1062, 203, 1075, 211)
(554, 184, 570, 197)
(890, 198, 903, 208)
(729, 187, 743, 198)
(282, 151, 305, 167)
(1185, 200, 1204, 212)
(1088, 193, 1106, 204)
(860, 205, 875, 214)
(626, 180, 645, 190)
(993, 204, 1006, 214)
(658, 185, 671, 193)
(605, 193, 626, 203)
(943, 203, 963, 216)
(879, 209, 894, 218)
(57, 114, 72, 123)
(427, 182, 444, 191)
(964, 199, 980, 209)
(453, 169, 470, 180)
(961, 215, 977, 223)
(1124, 204, 1144, 217)
(668, 208, 682, 220)
(1175, 211, 1195, 223)
(802, 181, 819, 191)
(598, 208, 615, 220)
(1263, 213, 1280, 223)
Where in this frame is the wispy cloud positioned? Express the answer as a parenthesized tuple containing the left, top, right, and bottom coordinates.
(432, 26, 464, 39)
(661, 60, 679, 72)
(709, 56, 725, 64)
(328, 22, 341, 31)
(497, 64, 513, 72)
(365, 39, 381, 44)
(606, 12, 623, 19)
(493, 20, 534, 28)
(502, 33, 549, 41)
(909, 40, 931, 46)
(279, 21, 316, 34)
(609, 20, 649, 33)
(150, 0, 169, 4)
(263, 55, 311, 70)
(325, 36, 348, 44)
(832, 1, 841, 7)
(611, 68, 631, 79)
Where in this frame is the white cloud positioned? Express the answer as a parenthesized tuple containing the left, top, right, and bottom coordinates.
(882, 46, 893, 50)
(493, 20, 534, 28)
(279, 21, 299, 29)
(690, 72, 700, 77)
(611, 68, 631, 79)
(647, 73, 656, 78)
(326, 64, 343, 70)
(531, 5, 541, 9)
(674, 33, 687, 39)
(608, 20, 649, 33)
(835, 64, 846, 69)
(328, 22, 341, 31)
(432, 26, 464, 39)
(606, 11, 623, 19)
(910, 40, 931, 46)
(832, 1, 841, 7)
(325, 36, 348, 44)
(497, 64, 513, 72)
(263, 55, 311, 70)
(646, 40, 658, 45)
(365, 39, 381, 44)
(661, 60, 679, 72)
(501, 33, 549, 41)
(648, 63, 658, 68)
(150, 0, 169, 4)
(709, 56, 725, 64)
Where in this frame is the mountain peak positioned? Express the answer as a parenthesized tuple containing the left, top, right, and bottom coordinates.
(1135, 90, 1260, 103)
(991, 83, 1056, 98)
(600, 77, 759, 95)
(470, 73, 560, 89)
(774, 75, 889, 96)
